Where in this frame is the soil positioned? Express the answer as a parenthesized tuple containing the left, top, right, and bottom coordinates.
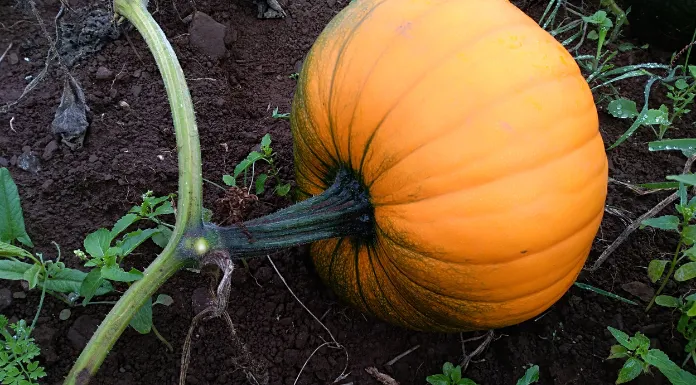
(1, 0, 695, 384)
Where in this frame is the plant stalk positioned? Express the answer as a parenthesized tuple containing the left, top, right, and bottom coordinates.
(63, 0, 203, 383)
(646, 239, 683, 311)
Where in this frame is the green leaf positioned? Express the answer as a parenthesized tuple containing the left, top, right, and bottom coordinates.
(675, 79, 689, 90)
(458, 380, 478, 385)
(222, 174, 235, 186)
(616, 357, 643, 384)
(451, 365, 462, 381)
(0, 241, 34, 260)
(641, 106, 669, 126)
(608, 327, 637, 350)
(153, 293, 173, 306)
(0, 260, 33, 281)
(573, 282, 638, 305)
(0, 168, 33, 248)
(100, 265, 143, 282)
(202, 207, 213, 222)
(83, 228, 113, 259)
(640, 215, 680, 231)
(674, 262, 696, 281)
(668, 174, 696, 187)
(442, 362, 454, 376)
(79, 268, 105, 305)
(587, 30, 599, 40)
(116, 228, 159, 257)
(687, 302, 696, 317)
(655, 295, 680, 308)
(110, 213, 139, 239)
(648, 260, 669, 283)
(683, 225, 696, 245)
(636, 181, 680, 190)
(608, 99, 639, 119)
(151, 201, 174, 217)
(255, 173, 268, 195)
(516, 365, 540, 385)
(689, 65, 696, 79)
(649, 139, 696, 157)
(21, 263, 41, 289)
(129, 297, 153, 334)
(261, 133, 271, 148)
(151, 226, 172, 249)
(275, 183, 291, 197)
(426, 374, 450, 385)
(609, 345, 630, 359)
(644, 349, 696, 384)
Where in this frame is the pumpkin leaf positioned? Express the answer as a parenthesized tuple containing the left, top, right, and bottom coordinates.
(616, 357, 643, 383)
(647, 260, 669, 283)
(516, 365, 540, 385)
(640, 215, 680, 231)
(674, 262, 696, 281)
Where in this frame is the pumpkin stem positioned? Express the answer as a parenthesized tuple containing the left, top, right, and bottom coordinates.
(203, 168, 374, 257)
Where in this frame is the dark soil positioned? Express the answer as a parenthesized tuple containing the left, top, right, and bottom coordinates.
(1, 0, 695, 384)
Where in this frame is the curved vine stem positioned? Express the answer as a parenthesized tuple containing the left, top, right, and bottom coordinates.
(63, 0, 203, 383)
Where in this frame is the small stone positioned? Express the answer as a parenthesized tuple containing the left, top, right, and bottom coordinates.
(42, 140, 59, 160)
(0, 288, 12, 312)
(131, 84, 142, 97)
(0, 157, 8, 167)
(133, 69, 141, 78)
(10, 155, 17, 166)
(12, 291, 26, 299)
(17, 152, 40, 173)
(59, 309, 71, 320)
(41, 179, 53, 189)
(326, 0, 336, 6)
(189, 11, 228, 60)
(8, 53, 18, 65)
(89, 154, 99, 163)
(22, 145, 31, 153)
(95, 66, 113, 80)
(621, 281, 655, 302)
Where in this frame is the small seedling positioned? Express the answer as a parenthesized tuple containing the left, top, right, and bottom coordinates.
(607, 326, 696, 384)
(0, 317, 47, 385)
(222, 133, 291, 197)
(641, 174, 696, 311)
(426, 362, 539, 385)
(272, 106, 290, 120)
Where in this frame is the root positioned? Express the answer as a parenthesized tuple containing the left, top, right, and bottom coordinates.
(365, 367, 400, 385)
(588, 154, 696, 272)
(179, 250, 269, 385)
(267, 256, 350, 384)
(0, 43, 12, 66)
(460, 330, 494, 373)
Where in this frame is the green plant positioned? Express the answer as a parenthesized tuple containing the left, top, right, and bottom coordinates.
(0, 316, 47, 385)
(607, 326, 696, 384)
(608, 66, 696, 140)
(426, 362, 540, 385)
(222, 133, 291, 196)
(652, 293, 696, 367)
(271, 106, 290, 120)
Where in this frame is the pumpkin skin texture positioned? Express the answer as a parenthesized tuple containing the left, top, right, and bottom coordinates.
(289, 0, 608, 332)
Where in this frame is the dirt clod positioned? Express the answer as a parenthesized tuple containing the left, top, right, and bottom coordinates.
(188, 12, 228, 61)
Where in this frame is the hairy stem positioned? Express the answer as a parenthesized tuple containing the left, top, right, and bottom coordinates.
(63, 0, 203, 383)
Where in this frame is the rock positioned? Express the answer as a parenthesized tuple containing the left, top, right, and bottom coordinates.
(621, 281, 655, 302)
(8, 53, 19, 65)
(326, 0, 336, 6)
(0, 157, 8, 167)
(0, 288, 12, 312)
(67, 315, 100, 350)
(189, 12, 228, 60)
(17, 152, 40, 173)
(131, 84, 142, 97)
(42, 140, 59, 160)
(89, 154, 99, 163)
(41, 179, 53, 190)
(95, 66, 113, 80)
(12, 291, 26, 299)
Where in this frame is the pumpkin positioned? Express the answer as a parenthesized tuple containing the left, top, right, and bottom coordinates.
(289, 0, 608, 332)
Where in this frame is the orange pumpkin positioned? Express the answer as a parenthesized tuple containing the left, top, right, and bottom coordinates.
(289, 0, 608, 332)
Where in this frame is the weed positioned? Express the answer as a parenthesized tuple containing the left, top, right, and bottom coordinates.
(607, 327, 696, 384)
(0, 316, 47, 385)
(271, 106, 290, 120)
(426, 362, 539, 385)
(222, 133, 291, 197)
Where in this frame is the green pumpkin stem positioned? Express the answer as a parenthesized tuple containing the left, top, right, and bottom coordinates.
(206, 168, 374, 256)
